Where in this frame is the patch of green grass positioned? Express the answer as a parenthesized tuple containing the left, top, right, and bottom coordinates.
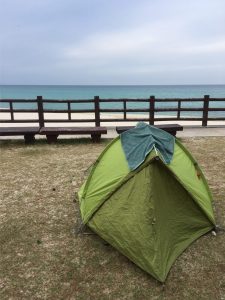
(0, 137, 225, 299)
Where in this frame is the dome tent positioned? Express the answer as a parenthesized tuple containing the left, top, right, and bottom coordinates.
(78, 122, 215, 282)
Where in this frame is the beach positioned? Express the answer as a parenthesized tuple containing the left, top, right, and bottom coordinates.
(2, 0, 225, 297)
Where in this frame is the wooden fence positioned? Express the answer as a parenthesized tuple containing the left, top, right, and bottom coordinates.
(0, 95, 225, 127)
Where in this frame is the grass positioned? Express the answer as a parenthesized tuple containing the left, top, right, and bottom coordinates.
(0, 137, 225, 300)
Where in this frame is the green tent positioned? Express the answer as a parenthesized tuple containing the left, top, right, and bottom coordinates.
(78, 123, 215, 282)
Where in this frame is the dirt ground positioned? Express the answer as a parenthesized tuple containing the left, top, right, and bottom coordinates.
(0, 137, 225, 300)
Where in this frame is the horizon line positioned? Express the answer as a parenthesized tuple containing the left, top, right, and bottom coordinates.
(1, 83, 225, 87)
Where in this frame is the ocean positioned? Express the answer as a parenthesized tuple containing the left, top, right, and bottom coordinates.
(1, 84, 225, 99)
(0, 85, 225, 118)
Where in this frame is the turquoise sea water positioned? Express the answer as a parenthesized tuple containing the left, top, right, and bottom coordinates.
(1, 84, 225, 99)
(0, 85, 225, 118)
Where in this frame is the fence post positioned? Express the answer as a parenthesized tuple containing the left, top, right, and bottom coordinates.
(123, 100, 127, 120)
(202, 95, 209, 127)
(149, 96, 155, 125)
(177, 100, 181, 119)
(94, 96, 100, 127)
(68, 102, 71, 121)
(9, 102, 14, 121)
(37, 96, 44, 128)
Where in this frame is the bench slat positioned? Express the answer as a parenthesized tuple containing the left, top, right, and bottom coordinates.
(39, 126, 107, 135)
(39, 126, 107, 143)
(0, 127, 40, 136)
(116, 124, 183, 136)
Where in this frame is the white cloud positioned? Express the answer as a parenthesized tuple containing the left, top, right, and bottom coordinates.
(64, 26, 156, 59)
(178, 40, 225, 55)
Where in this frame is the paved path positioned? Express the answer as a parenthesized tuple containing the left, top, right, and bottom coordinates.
(177, 127, 225, 137)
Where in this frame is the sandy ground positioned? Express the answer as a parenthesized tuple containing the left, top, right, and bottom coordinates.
(1, 111, 225, 126)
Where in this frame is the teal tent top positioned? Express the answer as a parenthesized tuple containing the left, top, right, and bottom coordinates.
(120, 122, 175, 170)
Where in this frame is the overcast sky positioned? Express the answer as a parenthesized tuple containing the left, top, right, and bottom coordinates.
(0, 0, 225, 85)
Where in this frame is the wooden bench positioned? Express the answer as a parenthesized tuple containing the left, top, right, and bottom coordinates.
(0, 127, 40, 144)
(116, 124, 183, 136)
(39, 126, 107, 143)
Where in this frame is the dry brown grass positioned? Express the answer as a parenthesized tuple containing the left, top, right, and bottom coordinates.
(0, 137, 225, 300)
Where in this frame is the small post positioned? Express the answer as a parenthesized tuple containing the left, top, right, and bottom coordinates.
(37, 96, 44, 128)
(9, 102, 14, 121)
(202, 95, 209, 127)
(94, 96, 100, 127)
(68, 102, 71, 121)
(123, 100, 127, 120)
(149, 96, 155, 125)
(177, 100, 181, 119)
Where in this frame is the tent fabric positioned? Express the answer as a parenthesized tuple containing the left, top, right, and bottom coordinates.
(167, 140, 215, 224)
(88, 159, 213, 282)
(78, 123, 215, 282)
(79, 138, 214, 225)
(120, 122, 175, 170)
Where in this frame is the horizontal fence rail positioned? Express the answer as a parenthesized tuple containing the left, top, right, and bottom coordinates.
(0, 95, 225, 127)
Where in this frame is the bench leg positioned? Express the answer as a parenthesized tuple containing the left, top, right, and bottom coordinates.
(171, 131, 177, 136)
(167, 131, 176, 136)
(91, 134, 101, 143)
(24, 134, 36, 144)
(46, 134, 59, 144)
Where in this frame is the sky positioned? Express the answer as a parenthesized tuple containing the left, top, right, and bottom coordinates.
(0, 0, 225, 85)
